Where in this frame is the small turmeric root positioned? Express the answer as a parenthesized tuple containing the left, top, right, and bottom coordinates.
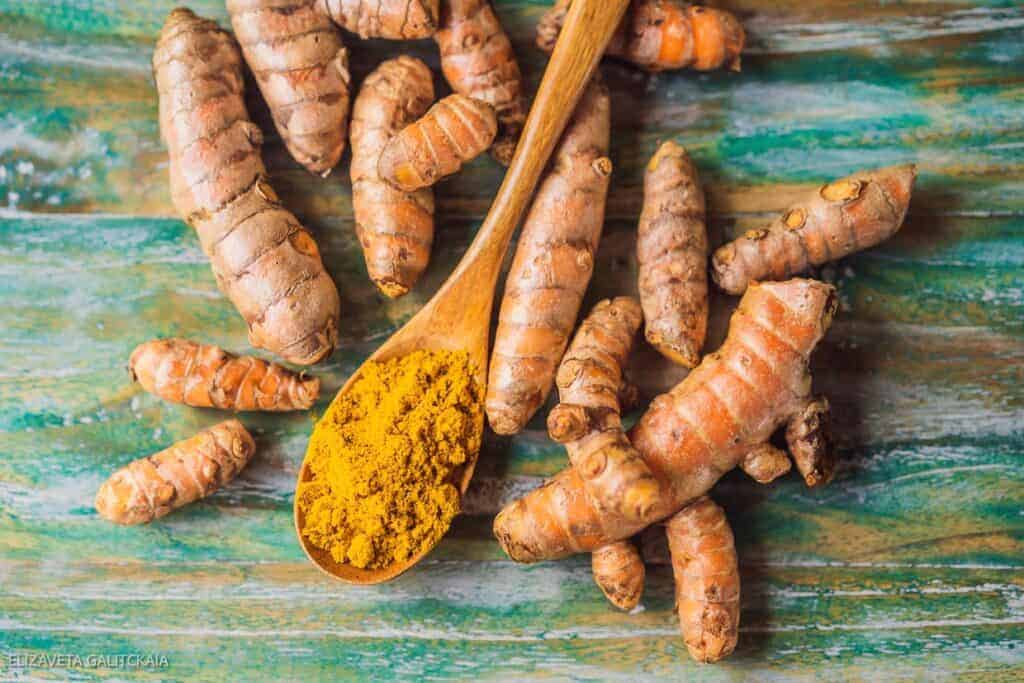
(592, 540, 645, 611)
(637, 141, 708, 367)
(129, 338, 320, 411)
(154, 9, 341, 365)
(538, 0, 744, 72)
(350, 56, 436, 298)
(486, 80, 612, 435)
(318, 0, 439, 39)
(493, 278, 838, 561)
(378, 94, 498, 192)
(435, 0, 525, 165)
(711, 164, 917, 295)
(666, 496, 740, 663)
(95, 420, 255, 525)
(227, 0, 351, 175)
(548, 297, 660, 522)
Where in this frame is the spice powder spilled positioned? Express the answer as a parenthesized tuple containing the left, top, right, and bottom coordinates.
(297, 350, 483, 569)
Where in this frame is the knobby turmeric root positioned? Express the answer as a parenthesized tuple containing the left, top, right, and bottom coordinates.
(493, 278, 838, 561)
(548, 297, 660, 522)
(637, 141, 708, 367)
(711, 164, 917, 295)
(318, 0, 440, 39)
(227, 0, 352, 175)
(435, 0, 525, 165)
(95, 419, 255, 525)
(378, 94, 498, 192)
(154, 9, 341, 366)
(129, 338, 320, 412)
(350, 56, 436, 297)
(666, 496, 740, 663)
(486, 81, 612, 435)
(592, 540, 645, 611)
(538, 0, 744, 72)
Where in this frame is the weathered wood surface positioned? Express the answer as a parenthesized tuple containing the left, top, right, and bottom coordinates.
(1, 0, 1022, 680)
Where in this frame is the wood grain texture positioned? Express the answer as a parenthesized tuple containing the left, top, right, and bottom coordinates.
(1, 0, 1022, 679)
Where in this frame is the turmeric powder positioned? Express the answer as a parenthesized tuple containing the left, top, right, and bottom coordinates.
(297, 350, 483, 569)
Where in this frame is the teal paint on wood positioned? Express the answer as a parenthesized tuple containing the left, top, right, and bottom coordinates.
(1, 0, 1023, 679)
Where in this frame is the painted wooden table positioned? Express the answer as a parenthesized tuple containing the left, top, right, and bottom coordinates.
(1, 0, 1022, 680)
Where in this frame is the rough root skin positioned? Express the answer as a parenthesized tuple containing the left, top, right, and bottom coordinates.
(493, 279, 837, 561)
(739, 443, 792, 484)
(486, 81, 612, 435)
(711, 164, 918, 295)
(155, 9, 341, 365)
(95, 420, 255, 525)
(435, 0, 525, 165)
(378, 94, 497, 192)
(666, 496, 740, 663)
(350, 57, 436, 298)
(129, 338, 320, 411)
(548, 298, 660, 523)
(318, 0, 440, 39)
(227, 0, 351, 175)
(592, 540, 645, 610)
(786, 396, 836, 487)
(538, 0, 745, 72)
(638, 141, 708, 367)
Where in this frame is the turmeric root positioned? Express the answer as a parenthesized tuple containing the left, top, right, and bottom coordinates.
(493, 278, 837, 561)
(711, 164, 917, 295)
(637, 141, 708, 367)
(486, 81, 612, 435)
(592, 540, 645, 611)
(319, 0, 440, 39)
(227, 0, 351, 175)
(129, 338, 320, 412)
(154, 9, 341, 366)
(435, 0, 525, 165)
(666, 496, 740, 663)
(537, 0, 744, 72)
(378, 94, 497, 192)
(95, 419, 255, 525)
(350, 57, 436, 298)
(548, 298, 660, 522)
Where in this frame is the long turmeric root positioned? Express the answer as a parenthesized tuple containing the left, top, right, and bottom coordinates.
(95, 420, 255, 525)
(435, 0, 525, 165)
(378, 94, 498, 192)
(548, 297, 660, 522)
(227, 0, 351, 175)
(711, 164, 917, 295)
(666, 496, 740, 663)
(538, 0, 744, 72)
(486, 81, 612, 435)
(129, 339, 320, 411)
(637, 141, 708, 367)
(154, 9, 341, 366)
(350, 57, 436, 298)
(592, 540, 645, 611)
(318, 0, 439, 39)
(493, 278, 837, 561)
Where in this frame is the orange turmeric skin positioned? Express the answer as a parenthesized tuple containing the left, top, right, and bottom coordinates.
(592, 540, 645, 610)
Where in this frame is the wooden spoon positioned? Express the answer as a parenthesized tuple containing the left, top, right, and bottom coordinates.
(295, 0, 631, 584)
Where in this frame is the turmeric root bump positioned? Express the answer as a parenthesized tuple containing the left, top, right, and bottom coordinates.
(435, 0, 525, 165)
(666, 496, 740, 663)
(318, 0, 440, 39)
(637, 141, 708, 367)
(129, 338, 320, 412)
(378, 94, 498, 192)
(486, 80, 612, 435)
(351, 57, 436, 298)
(538, 0, 744, 72)
(154, 9, 341, 365)
(592, 540, 645, 611)
(711, 164, 918, 295)
(96, 419, 255, 525)
(227, 0, 351, 175)
(548, 298, 660, 522)
(493, 279, 837, 561)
